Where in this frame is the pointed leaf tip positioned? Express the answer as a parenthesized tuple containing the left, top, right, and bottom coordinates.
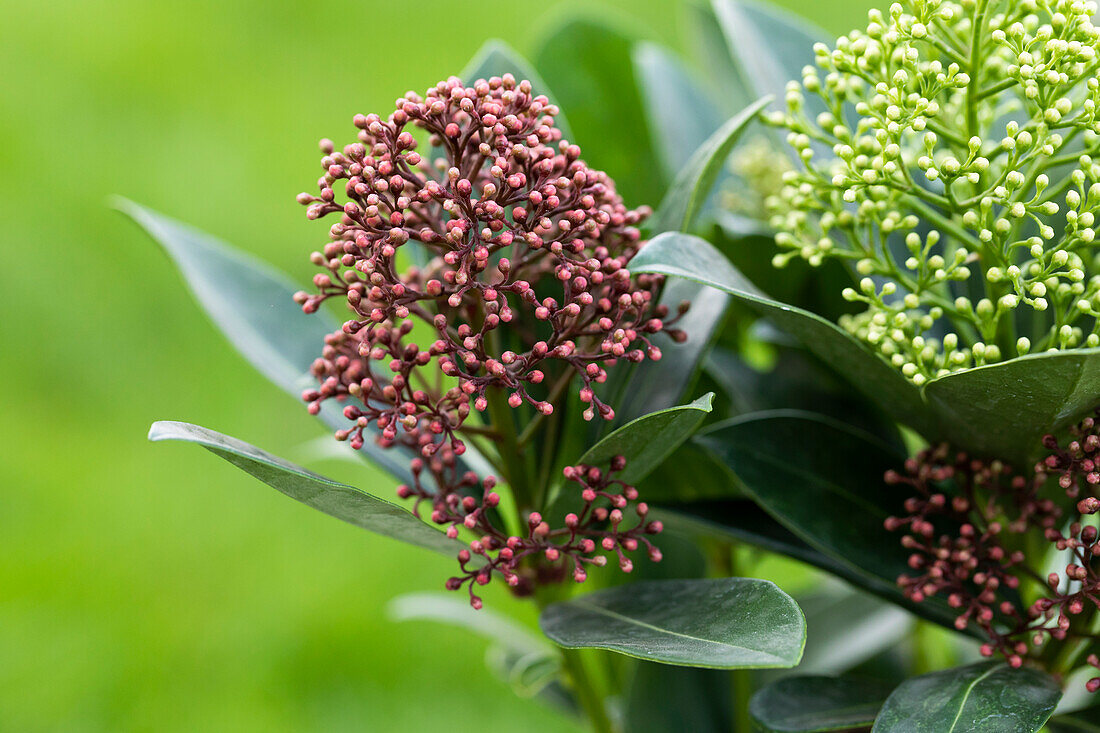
(147, 420, 461, 556)
(650, 96, 772, 234)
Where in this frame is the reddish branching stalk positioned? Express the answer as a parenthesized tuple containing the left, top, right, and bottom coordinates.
(295, 74, 677, 605)
(885, 413, 1100, 688)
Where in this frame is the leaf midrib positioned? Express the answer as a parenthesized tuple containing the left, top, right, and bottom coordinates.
(566, 599, 784, 662)
(945, 664, 999, 733)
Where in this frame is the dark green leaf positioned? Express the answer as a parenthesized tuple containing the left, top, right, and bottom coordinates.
(539, 577, 805, 668)
(695, 411, 965, 631)
(711, 0, 826, 116)
(710, 216, 857, 322)
(640, 441, 744, 504)
(659, 502, 823, 567)
(460, 39, 573, 143)
(704, 345, 903, 450)
(577, 393, 714, 484)
(923, 349, 1100, 463)
(649, 98, 771, 234)
(625, 662, 731, 733)
(658, 499, 959, 632)
(119, 199, 415, 481)
(148, 421, 459, 555)
(872, 662, 1061, 733)
(629, 231, 932, 435)
(751, 675, 890, 732)
(533, 16, 664, 204)
(632, 42, 725, 182)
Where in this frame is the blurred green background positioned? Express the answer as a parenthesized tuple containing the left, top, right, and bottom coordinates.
(1, 0, 874, 730)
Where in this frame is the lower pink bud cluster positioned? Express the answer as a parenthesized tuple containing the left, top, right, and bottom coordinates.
(406, 457, 662, 609)
(886, 413, 1100, 688)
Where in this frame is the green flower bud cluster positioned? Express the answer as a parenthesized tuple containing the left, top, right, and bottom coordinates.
(722, 137, 793, 220)
(764, 0, 1100, 383)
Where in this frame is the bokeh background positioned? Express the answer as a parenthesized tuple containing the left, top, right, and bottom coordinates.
(2, 0, 874, 730)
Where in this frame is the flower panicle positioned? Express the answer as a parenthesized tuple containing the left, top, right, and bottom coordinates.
(885, 411, 1100, 688)
(295, 75, 677, 606)
(764, 0, 1100, 382)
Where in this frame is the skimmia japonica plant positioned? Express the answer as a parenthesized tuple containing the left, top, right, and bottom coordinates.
(123, 0, 1100, 730)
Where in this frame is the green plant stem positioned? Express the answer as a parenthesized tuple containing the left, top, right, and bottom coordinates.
(536, 584, 614, 733)
(560, 648, 614, 733)
(485, 388, 528, 502)
(733, 668, 753, 733)
(911, 621, 940, 676)
(966, 0, 991, 139)
(714, 542, 752, 733)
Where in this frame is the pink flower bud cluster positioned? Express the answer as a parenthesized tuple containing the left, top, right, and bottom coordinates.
(403, 456, 662, 609)
(1036, 414, 1100, 691)
(884, 445, 1059, 667)
(886, 419, 1100, 688)
(296, 74, 678, 437)
(294, 75, 679, 607)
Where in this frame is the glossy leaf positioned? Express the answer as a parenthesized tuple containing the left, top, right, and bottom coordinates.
(120, 199, 415, 481)
(660, 502, 826, 569)
(533, 16, 664, 204)
(751, 675, 891, 732)
(632, 42, 725, 182)
(577, 393, 714, 484)
(649, 97, 771, 234)
(460, 39, 573, 143)
(539, 577, 805, 668)
(633, 230, 1100, 462)
(711, 0, 826, 116)
(630, 232, 931, 429)
(658, 498, 959, 630)
(118, 198, 335, 396)
(148, 421, 459, 555)
(872, 662, 1061, 733)
(625, 663, 731, 732)
(704, 345, 903, 450)
(695, 411, 966, 631)
(639, 441, 744, 504)
(923, 349, 1100, 462)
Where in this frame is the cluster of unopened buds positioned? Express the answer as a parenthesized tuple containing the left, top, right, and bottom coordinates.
(764, 0, 1100, 381)
(412, 457, 663, 609)
(885, 412, 1100, 688)
(295, 74, 678, 605)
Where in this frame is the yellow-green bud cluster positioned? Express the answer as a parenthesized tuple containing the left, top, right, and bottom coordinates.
(764, 0, 1100, 382)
